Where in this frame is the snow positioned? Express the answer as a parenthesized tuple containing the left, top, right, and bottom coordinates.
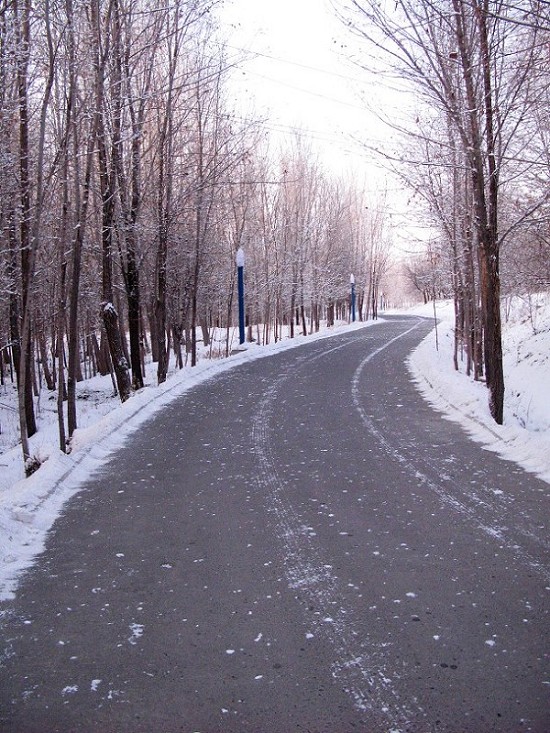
(1, 296, 549, 601)
(128, 623, 144, 645)
(407, 293, 550, 485)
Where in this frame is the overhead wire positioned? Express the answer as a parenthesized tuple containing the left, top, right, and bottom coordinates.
(221, 40, 402, 180)
(225, 43, 367, 86)
(238, 67, 374, 114)
(222, 42, 404, 161)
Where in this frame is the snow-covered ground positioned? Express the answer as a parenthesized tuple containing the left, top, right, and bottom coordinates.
(408, 294, 550, 484)
(1, 295, 549, 601)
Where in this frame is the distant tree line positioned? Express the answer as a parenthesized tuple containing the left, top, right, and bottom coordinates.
(0, 0, 393, 471)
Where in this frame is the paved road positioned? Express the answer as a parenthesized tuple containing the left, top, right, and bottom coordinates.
(1, 316, 548, 733)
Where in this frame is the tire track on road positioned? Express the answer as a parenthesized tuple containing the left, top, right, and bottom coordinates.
(350, 329, 550, 585)
(250, 327, 425, 732)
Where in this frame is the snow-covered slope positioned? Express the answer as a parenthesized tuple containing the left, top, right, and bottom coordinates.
(407, 294, 550, 484)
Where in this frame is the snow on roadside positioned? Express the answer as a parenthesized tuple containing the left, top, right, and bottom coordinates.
(407, 294, 550, 485)
(0, 320, 372, 600)
(1, 295, 549, 602)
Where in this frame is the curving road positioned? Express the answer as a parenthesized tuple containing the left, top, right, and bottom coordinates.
(1, 316, 549, 732)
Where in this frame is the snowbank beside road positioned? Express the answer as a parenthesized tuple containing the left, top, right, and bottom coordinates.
(1, 295, 549, 601)
(407, 294, 550, 484)
(0, 321, 372, 600)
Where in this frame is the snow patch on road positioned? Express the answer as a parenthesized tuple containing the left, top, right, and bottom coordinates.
(128, 623, 144, 645)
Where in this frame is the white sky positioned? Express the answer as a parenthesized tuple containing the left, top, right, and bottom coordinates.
(217, 0, 430, 255)
(219, 0, 393, 182)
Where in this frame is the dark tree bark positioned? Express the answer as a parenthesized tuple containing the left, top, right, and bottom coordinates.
(452, 0, 504, 423)
(154, 4, 180, 384)
(91, 333, 110, 377)
(91, 0, 131, 404)
(101, 302, 131, 401)
(56, 118, 70, 454)
(7, 211, 21, 392)
(66, 0, 99, 437)
(110, 0, 145, 390)
(14, 0, 37, 453)
(155, 216, 169, 384)
(37, 330, 55, 391)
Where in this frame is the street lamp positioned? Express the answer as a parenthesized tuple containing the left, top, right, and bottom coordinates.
(236, 247, 245, 345)
(350, 273, 356, 323)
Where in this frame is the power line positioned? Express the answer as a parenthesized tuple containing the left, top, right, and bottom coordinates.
(222, 109, 391, 160)
(225, 43, 366, 86)
(240, 67, 372, 113)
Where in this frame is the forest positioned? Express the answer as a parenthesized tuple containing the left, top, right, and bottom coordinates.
(1, 0, 548, 472)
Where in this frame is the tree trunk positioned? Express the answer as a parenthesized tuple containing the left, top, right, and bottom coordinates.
(327, 300, 334, 327)
(91, 332, 109, 377)
(155, 284, 168, 384)
(102, 302, 131, 402)
(14, 0, 37, 456)
(127, 258, 144, 389)
(7, 210, 22, 393)
(452, 0, 504, 423)
(91, 0, 131, 404)
(480, 247, 504, 422)
(37, 330, 55, 390)
(289, 291, 296, 338)
(200, 318, 210, 348)
(172, 325, 184, 370)
(110, 0, 144, 391)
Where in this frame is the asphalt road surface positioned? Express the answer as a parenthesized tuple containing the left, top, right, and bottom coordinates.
(1, 316, 548, 733)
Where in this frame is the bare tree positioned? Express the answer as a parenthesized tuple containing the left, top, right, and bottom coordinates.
(337, 0, 548, 423)
(90, 0, 132, 403)
(9, 0, 60, 466)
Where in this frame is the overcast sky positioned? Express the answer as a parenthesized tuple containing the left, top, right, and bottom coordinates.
(219, 0, 388, 178)
(217, 0, 429, 254)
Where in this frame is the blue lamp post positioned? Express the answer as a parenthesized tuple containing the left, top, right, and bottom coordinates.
(236, 247, 245, 345)
(350, 273, 356, 323)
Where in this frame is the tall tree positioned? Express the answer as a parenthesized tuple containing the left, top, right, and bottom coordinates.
(91, 0, 131, 403)
(338, 0, 547, 423)
(13, 0, 37, 461)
